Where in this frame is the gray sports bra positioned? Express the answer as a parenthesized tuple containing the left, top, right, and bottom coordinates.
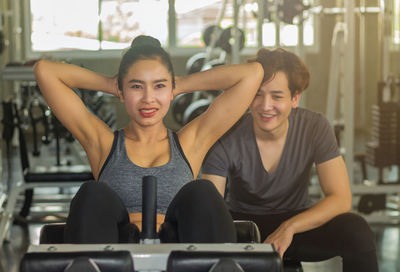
(98, 129, 193, 214)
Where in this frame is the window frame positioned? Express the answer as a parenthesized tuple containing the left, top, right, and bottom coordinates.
(23, 0, 319, 59)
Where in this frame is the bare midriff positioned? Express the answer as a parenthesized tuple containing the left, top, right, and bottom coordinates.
(129, 212, 166, 232)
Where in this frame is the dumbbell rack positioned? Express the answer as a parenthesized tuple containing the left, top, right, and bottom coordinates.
(354, 78, 400, 223)
(366, 80, 400, 183)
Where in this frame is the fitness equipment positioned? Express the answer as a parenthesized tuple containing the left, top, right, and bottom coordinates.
(174, 55, 225, 126)
(202, 25, 223, 48)
(0, 31, 4, 54)
(78, 89, 117, 129)
(20, 176, 282, 272)
(276, 0, 311, 25)
(215, 26, 245, 54)
(358, 194, 387, 215)
(174, 0, 249, 127)
(357, 77, 400, 215)
(0, 101, 93, 243)
(365, 79, 399, 183)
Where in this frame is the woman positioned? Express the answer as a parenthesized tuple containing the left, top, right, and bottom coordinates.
(34, 35, 263, 243)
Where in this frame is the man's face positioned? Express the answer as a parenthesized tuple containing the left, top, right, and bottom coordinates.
(250, 71, 300, 134)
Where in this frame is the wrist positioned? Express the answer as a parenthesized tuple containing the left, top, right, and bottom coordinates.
(282, 219, 297, 235)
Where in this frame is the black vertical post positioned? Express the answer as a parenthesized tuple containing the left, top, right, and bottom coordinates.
(142, 175, 157, 239)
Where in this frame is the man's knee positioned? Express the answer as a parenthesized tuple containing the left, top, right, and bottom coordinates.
(331, 213, 376, 253)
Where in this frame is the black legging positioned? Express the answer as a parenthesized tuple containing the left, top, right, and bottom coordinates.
(64, 179, 237, 244)
(230, 210, 378, 272)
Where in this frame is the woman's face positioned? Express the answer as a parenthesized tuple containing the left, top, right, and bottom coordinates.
(119, 59, 174, 127)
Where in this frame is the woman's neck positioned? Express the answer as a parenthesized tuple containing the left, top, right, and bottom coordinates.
(124, 122, 168, 143)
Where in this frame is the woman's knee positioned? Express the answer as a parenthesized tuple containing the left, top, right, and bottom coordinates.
(182, 179, 219, 195)
(330, 213, 376, 252)
(71, 181, 118, 210)
(179, 179, 221, 204)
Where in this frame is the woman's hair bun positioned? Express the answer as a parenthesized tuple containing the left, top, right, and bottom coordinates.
(130, 35, 161, 49)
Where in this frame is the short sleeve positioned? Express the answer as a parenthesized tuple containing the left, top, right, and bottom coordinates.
(201, 140, 231, 177)
(312, 114, 341, 164)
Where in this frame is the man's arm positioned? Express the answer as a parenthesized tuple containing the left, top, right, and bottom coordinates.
(201, 174, 227, 197)
(265, 156, 352, 257)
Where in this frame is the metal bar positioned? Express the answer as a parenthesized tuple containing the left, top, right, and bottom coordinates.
(232, 0, 240, 64)
(0, 182, 83, 245)
(343, 0, 355, 184)
(10, 0, 22, 62)
(358, 0, 367, 127)
(168, 0, 176, 48)
(325, 23, 345, 125)
(257, 0, 264, 48)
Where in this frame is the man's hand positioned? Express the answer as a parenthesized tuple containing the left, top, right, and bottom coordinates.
(264, 221, 295, 258)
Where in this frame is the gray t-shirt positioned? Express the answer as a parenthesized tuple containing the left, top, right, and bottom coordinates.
(202, 108, 340, 214)
(98, 129, 193, 214)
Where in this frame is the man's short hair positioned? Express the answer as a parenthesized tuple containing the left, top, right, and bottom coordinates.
(248, 48, 310, 97)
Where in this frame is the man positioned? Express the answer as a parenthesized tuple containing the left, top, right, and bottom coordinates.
(201, 48, 378, 272)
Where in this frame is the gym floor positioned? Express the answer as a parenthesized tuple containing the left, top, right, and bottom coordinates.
(0, 141, 400, 272)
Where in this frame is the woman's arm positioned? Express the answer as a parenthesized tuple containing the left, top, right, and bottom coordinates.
(33, 60, 116, 178)
(177, 62, 263, 176)
(265, 156, 352, 257)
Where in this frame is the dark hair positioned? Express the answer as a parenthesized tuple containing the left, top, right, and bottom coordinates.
(118, 35, 175, 90)
(248, 48, 309, 96)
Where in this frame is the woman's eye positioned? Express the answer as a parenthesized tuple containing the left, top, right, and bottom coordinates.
(131, 84, 141, 89)
(155, 83, 166, 89)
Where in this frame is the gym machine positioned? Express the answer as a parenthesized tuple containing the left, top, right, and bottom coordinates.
(19, 176, 282, 272)
(171, 0, 247, 127)
(0, 65, 113, 245)
(323, 1, 400, 222)
(171, 0, 315, 128)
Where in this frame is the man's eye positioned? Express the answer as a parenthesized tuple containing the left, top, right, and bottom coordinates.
(155, 83, 166, 89)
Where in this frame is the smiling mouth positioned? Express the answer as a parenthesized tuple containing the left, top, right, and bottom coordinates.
(259, 112, 278, 120)
(139, 108, 157, 117)
(260, 113, 275, 118)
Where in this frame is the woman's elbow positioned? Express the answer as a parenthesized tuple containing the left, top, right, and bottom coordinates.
(251, 62, 264, 82)
(33, 59, 48, 79)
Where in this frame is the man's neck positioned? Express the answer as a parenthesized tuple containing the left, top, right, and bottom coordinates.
(253, 119, 289, 142)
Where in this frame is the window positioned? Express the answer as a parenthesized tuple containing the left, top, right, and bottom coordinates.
(28, 0, 168, 52)
(175, 0, 259, 48)
(174, 0, 315, 48)
(30, 0, 100, 51)
(99, 0, 169, 49)
(26, 0, 316, 55)
(394, 0, 400, 45)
